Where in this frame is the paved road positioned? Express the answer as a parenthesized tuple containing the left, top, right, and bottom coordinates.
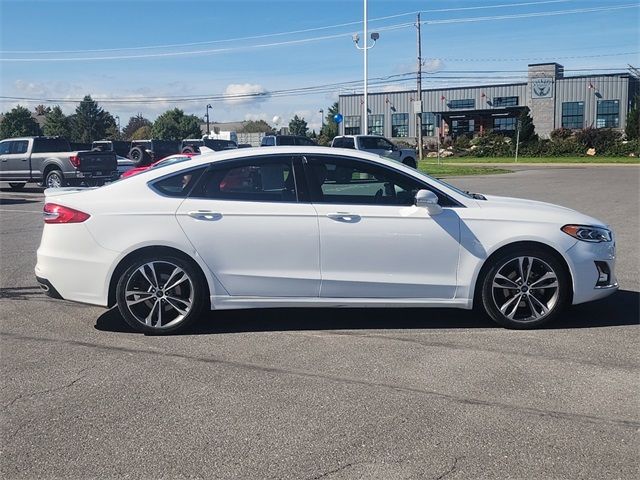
(1, 166, 639, 479)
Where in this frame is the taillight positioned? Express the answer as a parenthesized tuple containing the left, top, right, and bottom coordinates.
(43, 203, 90, 224)
(69, 155, 80, 168)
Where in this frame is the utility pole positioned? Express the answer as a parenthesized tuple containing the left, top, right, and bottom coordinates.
(515, 118, 521, 163)
(363, 0, 368, 134)
(205, 104, 212, 135)
(416, 13, 423, 163)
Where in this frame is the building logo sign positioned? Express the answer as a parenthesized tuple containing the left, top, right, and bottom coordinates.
(531, 77, 553, 99)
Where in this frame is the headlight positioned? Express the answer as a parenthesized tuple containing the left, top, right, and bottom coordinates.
(561, 224, 612, 243)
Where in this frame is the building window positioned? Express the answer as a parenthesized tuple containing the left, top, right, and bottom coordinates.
(493, 96, 518, 107)
(493, 117, 517, 131)
(561, 102, 584, 129)
(344, 116, 361, 135)
(448, 99, 475, 109)
(368, 114, 384, 135)
(451, 118, 474, 137)
(421, 112, 435, 137)
(391, 113, 409, 137)
(596, 100, 619, 128)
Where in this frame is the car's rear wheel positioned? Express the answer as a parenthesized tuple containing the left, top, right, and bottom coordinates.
(116, 256, 205, 334)
(481, 247, 570, 328)
(8, 182, 26, 190)
(44, 169, 65, 188)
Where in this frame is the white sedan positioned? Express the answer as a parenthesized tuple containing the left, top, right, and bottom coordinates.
(35, 146, 617, 334)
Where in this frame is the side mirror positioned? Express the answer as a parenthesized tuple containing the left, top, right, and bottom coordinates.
(415, 189, 443, 215)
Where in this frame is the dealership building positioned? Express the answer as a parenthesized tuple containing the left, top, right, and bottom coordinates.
(337, 63, 639, 142)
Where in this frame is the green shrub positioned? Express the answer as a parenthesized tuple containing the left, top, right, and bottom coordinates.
(550, 128, 573, 141)
(575, 128, 621, 152)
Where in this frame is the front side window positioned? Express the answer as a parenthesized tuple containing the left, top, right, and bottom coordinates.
(294, 136, 316, 146)
(332, 137, 355, 149)
(421, 113, 435, 136)
(304, 155, 457, 207)
(596, 100, 619, 128)
(261, 136, 275, 146)
(368, 114, 384, 135)
(277, 136, 296, 146)
(191, 158, 297, 202)
(561, 102, 584, 129)
(358, 136, 395, 150)
(344, 116, 361, 135)
(391, 113, 409, 137)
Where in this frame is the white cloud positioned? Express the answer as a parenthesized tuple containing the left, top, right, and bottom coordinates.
(423, 58, 444, 73)
(224, 83, 269, 105)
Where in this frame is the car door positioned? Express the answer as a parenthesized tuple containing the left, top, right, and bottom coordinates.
(176, 155, 320, 297)
(7, 140, 30, 179)
(304, 154, 460, 299)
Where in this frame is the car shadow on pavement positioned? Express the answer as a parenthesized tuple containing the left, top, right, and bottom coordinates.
(0, 186, 43, 194)
(95, 289, 639, 335)
(0, 198, 41, 206)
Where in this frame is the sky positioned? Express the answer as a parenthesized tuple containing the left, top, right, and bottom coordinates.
(1, 0, 638, 132)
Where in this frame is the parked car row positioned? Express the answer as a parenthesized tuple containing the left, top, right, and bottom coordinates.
(0, 133, 418, 189)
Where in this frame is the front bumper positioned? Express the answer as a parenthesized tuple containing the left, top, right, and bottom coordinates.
(565, 239, 618, 305)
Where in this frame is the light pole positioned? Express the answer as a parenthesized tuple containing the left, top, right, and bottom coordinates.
(115, 115, 120, 136)
(319, 109, 324, 128)
(205, 104, 212, 135)
(353, 0, 379, 135)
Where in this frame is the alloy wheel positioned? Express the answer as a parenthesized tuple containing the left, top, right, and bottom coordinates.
(47, 173, 62, 188)
(491, 256, 560, 324)
(124, 261, 195, 330)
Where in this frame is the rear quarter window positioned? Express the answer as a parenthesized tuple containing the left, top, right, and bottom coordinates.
(149, 167, 206, 197)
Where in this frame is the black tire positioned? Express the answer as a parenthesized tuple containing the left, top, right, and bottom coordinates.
(480, 246, 570, 329)
(44, 169, 66, 189)
(128, 146, 151, 167)
(182, 146, 196, 154)
(8, 183, 26, 190)
(116, 255, 206, 334)
(403, 157, 417, 169)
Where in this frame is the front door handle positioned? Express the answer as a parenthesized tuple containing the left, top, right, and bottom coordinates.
(327, 212, 361, 222)
(188, 210, 222, 221)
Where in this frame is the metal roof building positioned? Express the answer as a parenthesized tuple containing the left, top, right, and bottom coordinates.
(338, 63, 639, 143)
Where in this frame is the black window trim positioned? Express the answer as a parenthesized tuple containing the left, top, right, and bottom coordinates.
(147, 165, 208, 198)
(301, 153, 464, 208)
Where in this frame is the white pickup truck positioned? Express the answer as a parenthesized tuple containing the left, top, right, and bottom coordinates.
(331, 135, 417, 168)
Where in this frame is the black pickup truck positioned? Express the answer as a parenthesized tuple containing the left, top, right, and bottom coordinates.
(0, 136, 118, 189)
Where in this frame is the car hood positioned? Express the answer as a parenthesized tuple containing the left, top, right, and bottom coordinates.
(476, 194, 607, 227)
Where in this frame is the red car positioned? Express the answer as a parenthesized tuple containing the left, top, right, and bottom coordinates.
(121, 153, 195, 179)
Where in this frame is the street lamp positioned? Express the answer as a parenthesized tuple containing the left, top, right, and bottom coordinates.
(352, 0, 379, 135)
(205, 104, 212, 135)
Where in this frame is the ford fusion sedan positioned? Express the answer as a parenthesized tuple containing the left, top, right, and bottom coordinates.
(36, 146, 617, 334)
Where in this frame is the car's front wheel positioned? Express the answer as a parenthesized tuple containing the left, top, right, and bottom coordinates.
(116, 256, 206, 334)
(480, 247, 570, 328)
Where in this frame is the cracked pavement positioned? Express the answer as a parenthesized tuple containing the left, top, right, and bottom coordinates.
(1, 167, 639, 479)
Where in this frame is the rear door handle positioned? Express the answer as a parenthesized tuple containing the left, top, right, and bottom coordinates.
(188, 210, 222, 221)
(327, 212, 361, 222)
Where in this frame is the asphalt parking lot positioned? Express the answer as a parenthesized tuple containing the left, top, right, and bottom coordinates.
(1, 165, 639, 479)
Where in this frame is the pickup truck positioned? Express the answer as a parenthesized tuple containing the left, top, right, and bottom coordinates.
(0, 136, 118, 190)
(331, 135, 417, 168)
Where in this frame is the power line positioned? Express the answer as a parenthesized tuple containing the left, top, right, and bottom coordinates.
(2, 3, 636, 62)
(2, 0, 574, 54)
(424, 52, 640, 62)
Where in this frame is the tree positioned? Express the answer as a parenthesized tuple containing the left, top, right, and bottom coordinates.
(288, 115, 308, 136)
(152, 108, 202, 141)
(70, 95, 115, 143)
(625, 95, 639, 140)
(43, 106, 72, 138)
(34, 104, 52, 116)
(131, 125, 152, 140)
(242, 119, 273, 133)
(517, 107, 538, 143)
(123, 114, 152, 140)
(318, 102, 339, 145)
(0, 105, 41, 139)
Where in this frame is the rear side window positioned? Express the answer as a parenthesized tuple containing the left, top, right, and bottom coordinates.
(149, 167, 206, 197)
(32, 138, 71, 153)
(0, 141, 12, 155)
(277, 136, 295, 146)
(332, 137, 355, 149)
(191, 157, 297, 202)
(295, 136, 316, 146)
(261, 137, 275, 146)
(12, 140, 28, 154)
